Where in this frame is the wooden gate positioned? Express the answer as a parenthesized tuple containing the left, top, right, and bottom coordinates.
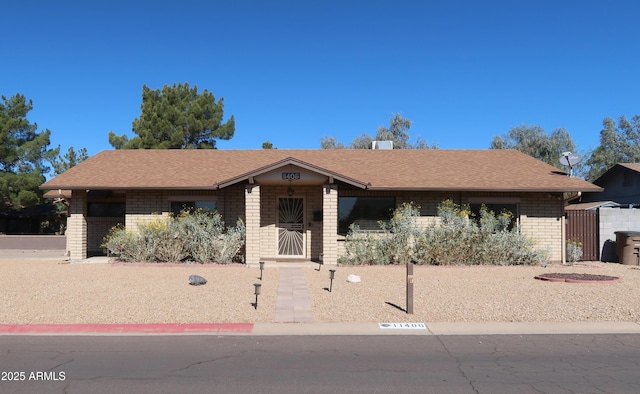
(566, 209, 598, 261)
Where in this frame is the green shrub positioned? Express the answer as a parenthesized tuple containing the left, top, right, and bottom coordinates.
(102, 209, 245, 263)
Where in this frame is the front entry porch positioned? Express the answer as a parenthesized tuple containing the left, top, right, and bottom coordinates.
(243, 165, 339, 267)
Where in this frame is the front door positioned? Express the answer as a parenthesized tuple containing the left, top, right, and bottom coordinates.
(278, 197, 305, 257)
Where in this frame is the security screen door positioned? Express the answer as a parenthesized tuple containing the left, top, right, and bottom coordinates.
(278, 197, 305, 256)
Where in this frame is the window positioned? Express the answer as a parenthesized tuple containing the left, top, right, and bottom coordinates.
(87, 202, 126, 217)
(469, 203, 518, 230)
(338, 197, 395, 234)
(170, 201, 217, 216)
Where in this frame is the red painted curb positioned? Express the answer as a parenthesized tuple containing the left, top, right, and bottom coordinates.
(0, 323, 254, 334)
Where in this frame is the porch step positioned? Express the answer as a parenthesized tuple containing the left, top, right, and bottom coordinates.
(247, 260, 321, 268)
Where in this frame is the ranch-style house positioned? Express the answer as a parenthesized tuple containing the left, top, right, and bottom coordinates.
(41, 149, 602, 264)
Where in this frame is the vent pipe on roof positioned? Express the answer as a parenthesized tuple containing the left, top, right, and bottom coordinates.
(371, 140, 393, 149)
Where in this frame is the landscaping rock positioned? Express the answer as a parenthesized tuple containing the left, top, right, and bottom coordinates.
(189, 275, 207, 285)
(347, 274, 361, 283)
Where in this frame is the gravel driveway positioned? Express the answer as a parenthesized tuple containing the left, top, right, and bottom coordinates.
(2, 258, 639, 324)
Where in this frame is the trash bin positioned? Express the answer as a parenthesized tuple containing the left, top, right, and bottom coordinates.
(615, 231, 640, 265)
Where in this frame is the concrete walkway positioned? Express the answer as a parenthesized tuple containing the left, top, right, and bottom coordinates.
(274, 268, 314, 323)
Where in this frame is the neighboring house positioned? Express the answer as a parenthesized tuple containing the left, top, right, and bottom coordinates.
(579, 163, 640, 207)
(566, 163, 640, 262)
(40, 149, 602, 264)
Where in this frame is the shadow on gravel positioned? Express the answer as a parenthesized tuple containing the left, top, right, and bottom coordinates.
(385, 301, 407, 313)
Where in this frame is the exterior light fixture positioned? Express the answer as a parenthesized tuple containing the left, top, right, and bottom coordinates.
(253, 283, 262, 309)
(287, 180, 294, 196)
(259, 261, 265, 281)
(329, 269, 336, 292)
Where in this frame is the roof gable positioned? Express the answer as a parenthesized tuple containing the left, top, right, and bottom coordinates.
(214, 157, 369, 189)
(594, 163, 640, 186)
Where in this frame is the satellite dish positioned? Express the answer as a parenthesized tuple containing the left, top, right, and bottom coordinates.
(559, 152, 582, 167)
(559, 152, 582, 177)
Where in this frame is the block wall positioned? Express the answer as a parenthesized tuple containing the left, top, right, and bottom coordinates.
(599, 207, 640, 261)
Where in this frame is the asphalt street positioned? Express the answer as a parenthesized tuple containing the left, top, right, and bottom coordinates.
(1, 334, 640, 394)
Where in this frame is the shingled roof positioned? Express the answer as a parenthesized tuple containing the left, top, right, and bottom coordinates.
(40, 149, 603, 193)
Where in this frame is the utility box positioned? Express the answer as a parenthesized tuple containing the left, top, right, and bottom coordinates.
(615, 231, 640, 265)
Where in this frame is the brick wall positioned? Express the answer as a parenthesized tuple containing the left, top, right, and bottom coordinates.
(245, 185, 261, 265)
(322, 184, 338, 265)
(518, 193, 564, 263)
(68, 190, 87, 260)
(219, 184, 245, 224)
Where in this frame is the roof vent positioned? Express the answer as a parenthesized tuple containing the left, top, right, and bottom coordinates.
(371, 140, 393, 149)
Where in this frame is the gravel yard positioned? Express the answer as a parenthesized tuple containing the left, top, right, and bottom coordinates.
(2, 258, 640, 324)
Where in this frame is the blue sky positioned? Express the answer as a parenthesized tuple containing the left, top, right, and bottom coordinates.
(3, 0, 639, 160)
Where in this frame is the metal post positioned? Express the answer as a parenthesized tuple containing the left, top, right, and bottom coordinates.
(406, 262, 414, 314)
(329, 269, 336, 292)
(254, 283, 261, 309)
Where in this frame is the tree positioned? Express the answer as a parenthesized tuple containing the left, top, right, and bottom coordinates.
(321, 113, 436, 149)
(262, 141, 274, 149)
(584, 115, 640, 181)
(373, 113, 412, 149)
(108, 83, 235, 149)
(320, 136, 345, 149)
(51, 146, 89, 175)
(0, 94, 58, 209)
(491, 125, 579, 171)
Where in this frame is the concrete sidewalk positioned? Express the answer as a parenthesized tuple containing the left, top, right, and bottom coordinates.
(1, 321, 640, 336)
(0, 249, 67, 260)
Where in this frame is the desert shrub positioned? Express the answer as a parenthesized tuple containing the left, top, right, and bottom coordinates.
(566, 239, 583, 263)
(102, 209, 245, 263)
(340, 203, 422, 265)
(379, 202, 423, 264)
(419, 201, 548, 266)
(338, 224, 389, 265)
(415, 201, 478, 265)
(340, 199, 548, 266)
